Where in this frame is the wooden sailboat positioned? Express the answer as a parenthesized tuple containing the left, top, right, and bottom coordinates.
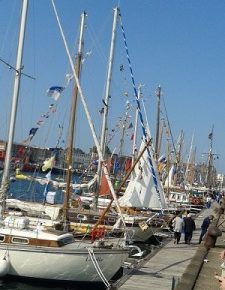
(0, 1, 129, 284)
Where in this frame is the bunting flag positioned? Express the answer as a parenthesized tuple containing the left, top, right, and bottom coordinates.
(208, 132, 213, 140)
(127, 122, 133, 129)
(42, 156, 55, 172)
(22, 127, 39, 144)
(47, 86, 64, 101)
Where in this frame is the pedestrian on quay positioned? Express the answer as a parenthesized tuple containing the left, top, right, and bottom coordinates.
(183, 213, 196, 244)
(172, 212, 184, 244)
(198, 214, 214, 244)
(206, 194, 212, 209)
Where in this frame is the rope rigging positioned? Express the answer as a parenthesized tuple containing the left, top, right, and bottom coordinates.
(118, 9, 163, 210)
(0, 57, 35, 80)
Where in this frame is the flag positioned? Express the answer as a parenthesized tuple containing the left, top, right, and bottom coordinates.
(36, 120, 44, 126)
(128, 122, 133, 129)
(42, 156, 55, 172)
(46, 191, 56, 204)
(208, 132, 213, 140)
(47, 86, 64, 101)
(29, 127, 38, 137)
(45, 171, 51, 181)
(158, 155, 167, 164)
(22, 127, 39, 144)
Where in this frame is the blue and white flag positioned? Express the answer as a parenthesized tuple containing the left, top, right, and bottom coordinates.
(46, 191, 56, 204)
(47, 86, 64, 101)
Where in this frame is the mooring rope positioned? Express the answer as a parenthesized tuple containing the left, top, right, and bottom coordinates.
(87, 247, 110, 288)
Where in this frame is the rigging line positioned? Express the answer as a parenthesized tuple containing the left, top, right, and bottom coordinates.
(118, 11, 163, 209)
(0, 57, 35, 80)
(51, 0, 127, 230)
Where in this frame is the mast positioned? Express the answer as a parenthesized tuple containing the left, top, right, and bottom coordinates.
(132, 85, 141, 164)
(97, 7, 119, 180)
(184, 132, 194, 186)
(154, 85, 161, 161)
(118, 101, 130, 157)
(63, 11, 86, 218)
(205, 125, 215, 189)
(0, 0, 29, 216)
(52, 1, 126, 225)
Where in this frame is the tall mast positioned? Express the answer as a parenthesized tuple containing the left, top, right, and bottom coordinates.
(184, 132, 194, 186)
(97, 7, 119, 179)
(155, 85, 161, 161)
(118, 101, 130, 157)
(132, 85, 141, 164)
(205, 125, 214, 189)
(63, 11, 86, 218)
(0, 0, 29, 215)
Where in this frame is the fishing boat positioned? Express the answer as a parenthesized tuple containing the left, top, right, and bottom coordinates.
(0, 1, 130, 285)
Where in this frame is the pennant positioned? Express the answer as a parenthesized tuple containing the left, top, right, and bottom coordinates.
(41, 112, 50, 118)
(45, 171, 51, 181)
(22, 127, 39, 143)
(208, 132, 213, 140)
(158, 155, 167, 164)
(36, 120, 44, 126)
(29, 127, 38, 137)
(128, 122, 133, 129)
(99, 107, 104, 114)
(47, 86, 64, 101)
(42, 156, 55, 172)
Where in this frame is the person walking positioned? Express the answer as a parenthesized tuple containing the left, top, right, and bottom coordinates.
(199, 214, 214, 244)
(172, 212, 184, 244)
(184, 213, 196, 244)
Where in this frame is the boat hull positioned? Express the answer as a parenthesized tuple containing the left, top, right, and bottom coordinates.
(0, 244, 129, 282)
(126, 224, 162, 242)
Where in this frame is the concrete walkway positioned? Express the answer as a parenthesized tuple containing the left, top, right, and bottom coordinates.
(114, 205, 219, 290)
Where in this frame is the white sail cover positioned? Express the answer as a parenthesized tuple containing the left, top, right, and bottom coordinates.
(118, 140, 168, 209)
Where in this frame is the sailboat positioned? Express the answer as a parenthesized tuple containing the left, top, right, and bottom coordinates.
(0, 1, 129, 285)
(116, 135, 169, 242)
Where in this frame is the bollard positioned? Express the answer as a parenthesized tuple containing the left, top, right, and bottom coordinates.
(204, 225, 222, 250)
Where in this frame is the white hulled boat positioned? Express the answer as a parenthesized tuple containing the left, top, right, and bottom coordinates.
(0, 1, 129, 285)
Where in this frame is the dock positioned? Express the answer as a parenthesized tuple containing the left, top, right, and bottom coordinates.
(112, 202, 224, 290)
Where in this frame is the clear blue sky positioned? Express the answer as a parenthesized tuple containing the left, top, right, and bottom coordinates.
(0, 0, 225, 173)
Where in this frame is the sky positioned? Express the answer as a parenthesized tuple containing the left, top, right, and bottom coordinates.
(0, 0, 225, 173)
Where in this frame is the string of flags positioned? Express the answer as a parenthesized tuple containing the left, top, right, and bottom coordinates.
(22, 86, 65, 144)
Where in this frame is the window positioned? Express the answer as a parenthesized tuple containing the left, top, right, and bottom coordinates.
(11, 237, 29, 244)
(0, 235, 5, 242)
